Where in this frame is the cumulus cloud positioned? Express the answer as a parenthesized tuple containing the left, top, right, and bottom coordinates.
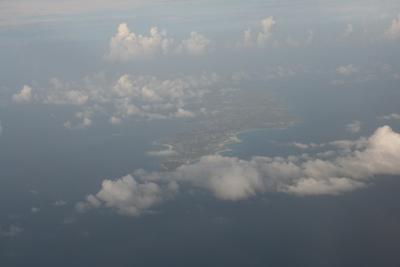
(106, 23, 174, 61)
(106, 23, 211, 61)
(384, 14, 400, 39)
(13, 85, 33, 103)
(241, 16, 276, 48)
(346, 120, 362, 134)
(76, 174, 177, 216)
(336, 64, 359, 76)
(177, 155, 264, 201)
(14, 73, 221, 128)
(78, 126, 400, 216)
(257, 17, 276, 46)
(43, 78, 89, 106)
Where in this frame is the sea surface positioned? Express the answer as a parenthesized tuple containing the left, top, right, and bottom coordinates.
(1, 79, 400, 266)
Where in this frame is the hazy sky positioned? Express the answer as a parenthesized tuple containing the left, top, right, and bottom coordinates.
(1, 1, 400, 266)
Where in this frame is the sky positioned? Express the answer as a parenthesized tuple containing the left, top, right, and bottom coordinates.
(1, 1, 400, 266)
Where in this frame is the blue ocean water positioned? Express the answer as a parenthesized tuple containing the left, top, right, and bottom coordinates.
(1, 79, 400, 266)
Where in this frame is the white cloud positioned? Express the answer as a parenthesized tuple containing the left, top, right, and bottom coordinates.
(346, 120, 362, 134)
(106, 23, 211, 61)
(286, 177, 365, 196)
(107, 23, 174, 61)
(241, 16, 276, 48)
(13, 85, 33, 103)
(78, 126, 400, 216)
(336, 64, 359, 76)
(177, 155, 264, 201)
(384, 14, 400, 39)
(76, 174, 177, 216)
(147, 145, 177, 157)
(176, 31, 211, 55)
(292, 142, 311, 149)
(64, 110, 94, 129)
(291, 142, 320, 150)
(14, 73, 221, 128)
(43, 78, 89, 106)
(174, 108, 195, 118)
(242, 29, 254, 48)
(257, 17, 276, 47)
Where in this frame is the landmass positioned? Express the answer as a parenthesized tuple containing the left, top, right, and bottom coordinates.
(152, 86, 295, 170)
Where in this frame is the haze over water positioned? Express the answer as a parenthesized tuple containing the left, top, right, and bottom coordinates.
(1, 1, 400, 266)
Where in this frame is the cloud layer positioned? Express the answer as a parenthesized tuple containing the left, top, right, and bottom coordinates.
(13, 73, 221, 128)
(78, 125, 400, 216)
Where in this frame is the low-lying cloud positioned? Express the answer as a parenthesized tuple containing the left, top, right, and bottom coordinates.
(106, 23, 211, 61)
(241, 16, 276, 48)
(77, 125, 400, 216)
(13, 73, 221, 128)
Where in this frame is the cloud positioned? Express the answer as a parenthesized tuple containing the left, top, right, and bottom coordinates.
(13, 85, 33, 103)
(106, 23, 211, 61)
(291, 142, 320, 150)
(76, 174, 177, 216)
(31, 207, 40, 213)
(53, 200, 67, 206)
(346, 120, 362, 134)
(241, 16, 276, 48)
(176, 31, 211, 55)
(78, 126, 400, 216)
(177, 155, 264, 201)
(106, 23, 174, 61)
(0, 225, 23, 237)
(64, 110, 94, 129)
(14, 73, 221, 128)
(257, 17, 277, 46)
(286, 177, 365, 196)
(384, 14, 400, 39)
(342, 23, 353, 37)
(336, 64, 359, 76)
(43, 78, 89, 106)
(147, 145, 178, 157)
(110, 116, 122, 125)
(379, 113, 400, 121)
